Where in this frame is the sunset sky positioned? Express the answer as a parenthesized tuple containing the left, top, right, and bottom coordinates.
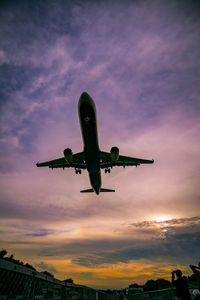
(0, 0, 200, 289)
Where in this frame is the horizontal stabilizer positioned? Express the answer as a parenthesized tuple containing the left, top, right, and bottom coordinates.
(100, 188, 115, 192)
(80, 189, 94, 193)
(80, 188, 115, 193)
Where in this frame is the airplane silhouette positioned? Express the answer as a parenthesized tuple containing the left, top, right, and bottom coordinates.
(36, 92, 154, 194)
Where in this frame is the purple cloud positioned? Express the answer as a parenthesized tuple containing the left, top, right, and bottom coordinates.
(0, 0, 200, 287)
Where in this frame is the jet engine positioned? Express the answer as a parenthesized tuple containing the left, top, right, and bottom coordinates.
(64, 148, 73, 163)
(110, 146, 119, 161)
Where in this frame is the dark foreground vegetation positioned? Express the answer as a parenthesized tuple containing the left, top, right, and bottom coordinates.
(0, 249, 36, 271)
(1, 248, 199, 299)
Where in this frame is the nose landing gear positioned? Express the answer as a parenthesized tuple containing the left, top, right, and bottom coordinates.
(75, 169, 82, 174)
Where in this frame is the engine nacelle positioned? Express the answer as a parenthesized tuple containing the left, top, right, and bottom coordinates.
(64, 148, 73, 163)
(110, 146, 119, 161)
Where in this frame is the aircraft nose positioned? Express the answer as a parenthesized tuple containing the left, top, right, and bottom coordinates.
(80, 92, 90, 99)
(79, 92, 91, 105)
(78, 92, 96, 114)
(79, 92, 94, 105)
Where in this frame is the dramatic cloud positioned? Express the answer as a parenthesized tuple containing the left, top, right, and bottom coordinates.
(0, 0, 200, 289)
(36, 261, 57, 273)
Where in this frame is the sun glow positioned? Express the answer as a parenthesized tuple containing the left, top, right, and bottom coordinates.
(151, 215, 172, 222)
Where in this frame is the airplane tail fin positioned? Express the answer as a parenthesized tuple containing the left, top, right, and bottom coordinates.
(80, 188, 115, 193)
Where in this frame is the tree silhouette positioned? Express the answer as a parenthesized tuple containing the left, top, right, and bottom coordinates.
(0, 249, 7, 258)
(42, 271, 54, 277)
(144, 279, 171, 292)
(63, 278, 73, 284)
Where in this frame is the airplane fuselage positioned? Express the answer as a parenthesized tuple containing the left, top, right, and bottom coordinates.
(78, 93, 101, 195)
(36, 92, 154, 194)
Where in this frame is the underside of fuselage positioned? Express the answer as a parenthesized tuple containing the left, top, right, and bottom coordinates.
(36, 91, 153, 194)
(78, 92, 101, 194)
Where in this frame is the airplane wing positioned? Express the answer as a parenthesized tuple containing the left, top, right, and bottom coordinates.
(100, 151, 154, 169)
(36, 152, 86, 169)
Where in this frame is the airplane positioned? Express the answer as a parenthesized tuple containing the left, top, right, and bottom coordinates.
(36, 92, 154, 194)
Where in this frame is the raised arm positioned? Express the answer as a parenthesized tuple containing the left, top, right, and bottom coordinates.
(171, 271, 176, 285)
(190, 264, 200, 272)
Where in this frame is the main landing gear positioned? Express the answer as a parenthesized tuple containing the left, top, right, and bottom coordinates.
(105, 168, 111, 174)
(75, 169, 82, 174)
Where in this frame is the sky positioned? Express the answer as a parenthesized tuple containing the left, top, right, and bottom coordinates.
(0, 0, 200, 290)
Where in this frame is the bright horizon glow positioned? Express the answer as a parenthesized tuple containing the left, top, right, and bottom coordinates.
(150, 215, 172, 222)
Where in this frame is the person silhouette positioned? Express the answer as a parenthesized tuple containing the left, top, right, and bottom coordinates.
(172, 270, 192, 300)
